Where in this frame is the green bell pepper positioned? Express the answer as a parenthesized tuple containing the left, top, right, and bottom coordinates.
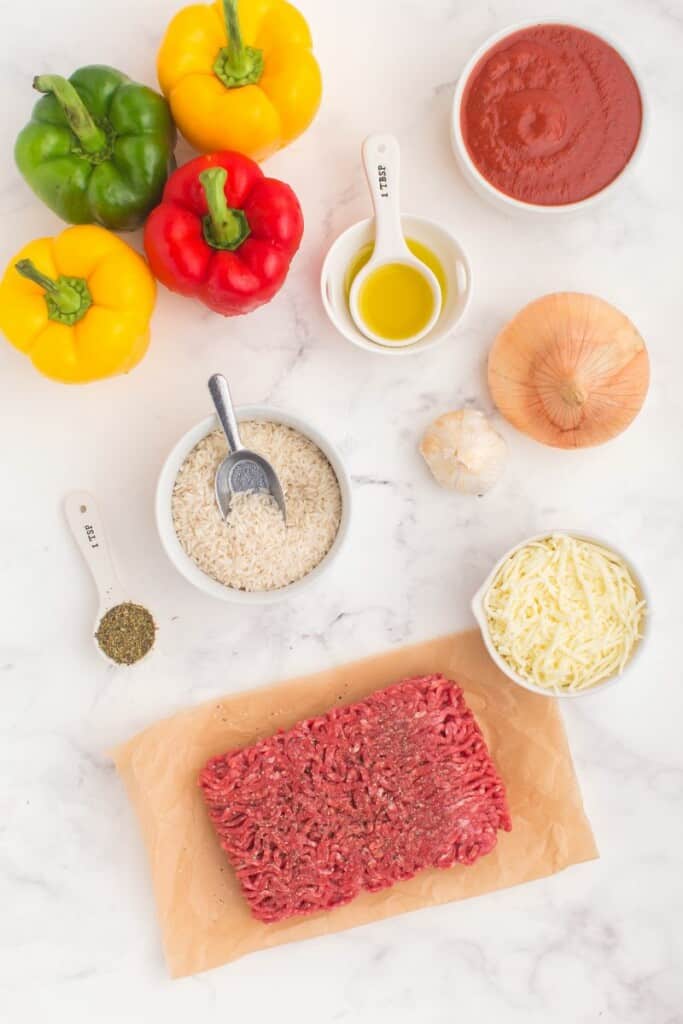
(15, 65, 176, 231)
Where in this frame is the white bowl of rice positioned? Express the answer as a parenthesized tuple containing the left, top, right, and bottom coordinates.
(156, 407, 352, 604)
(472, 532, 649, 698)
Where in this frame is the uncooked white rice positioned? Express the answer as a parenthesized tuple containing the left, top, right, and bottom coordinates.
(172, 422, 342, 591)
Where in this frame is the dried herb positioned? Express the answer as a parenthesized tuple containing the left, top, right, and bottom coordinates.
(96, 602, 156, 665)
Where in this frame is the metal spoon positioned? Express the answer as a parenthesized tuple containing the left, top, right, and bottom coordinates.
(349, 133, 442, 348)
(208, 374, 286, 521)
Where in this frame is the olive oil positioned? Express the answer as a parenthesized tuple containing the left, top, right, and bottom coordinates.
(357, 263, 434, 341)
(345, 237, 448, 344)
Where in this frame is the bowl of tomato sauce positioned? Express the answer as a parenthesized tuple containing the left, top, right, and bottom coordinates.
(451, 21, 645, 214)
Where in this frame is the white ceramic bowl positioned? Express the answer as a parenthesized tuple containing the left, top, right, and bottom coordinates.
(320, 214, 472, 355)
(451, 20, 647, 216)
(156, 407, 352, 604)
(471, 531, 650, 698)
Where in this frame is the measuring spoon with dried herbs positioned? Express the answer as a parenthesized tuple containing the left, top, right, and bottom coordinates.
(65, 491, 156, 666)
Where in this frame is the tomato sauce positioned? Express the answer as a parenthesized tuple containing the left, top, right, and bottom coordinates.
(460, 24, 643, 206)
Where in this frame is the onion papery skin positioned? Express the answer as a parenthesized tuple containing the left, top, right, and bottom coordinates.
(488, 292, 649, 449)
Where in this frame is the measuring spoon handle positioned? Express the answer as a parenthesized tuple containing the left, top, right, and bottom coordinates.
(361, 133, 407, 259)
(209, 373, 243, 453)
(64, 491, 126, 611)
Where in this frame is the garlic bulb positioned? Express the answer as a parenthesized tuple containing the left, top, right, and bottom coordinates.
(488, 292, 649, 449)
(420, 409, 507, 494)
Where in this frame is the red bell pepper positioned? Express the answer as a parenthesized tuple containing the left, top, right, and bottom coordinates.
(143, 151, 303, 316)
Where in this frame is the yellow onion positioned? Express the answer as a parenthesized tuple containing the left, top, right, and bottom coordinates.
(488, 293, 649, 448)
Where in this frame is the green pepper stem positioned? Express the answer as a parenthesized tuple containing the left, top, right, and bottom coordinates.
(33, 74, 107, 154)
(213, 0, 264, 88)
(199, 167, 251, 251)
(15, 259, 93, 325)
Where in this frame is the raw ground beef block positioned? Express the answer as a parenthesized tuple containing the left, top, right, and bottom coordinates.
(199, 674, 512, 923)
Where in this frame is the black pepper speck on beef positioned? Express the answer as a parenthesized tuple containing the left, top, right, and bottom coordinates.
(199, 675, 511, 923)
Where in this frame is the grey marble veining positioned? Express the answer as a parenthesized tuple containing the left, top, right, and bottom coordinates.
(1, 0, 682, 1021)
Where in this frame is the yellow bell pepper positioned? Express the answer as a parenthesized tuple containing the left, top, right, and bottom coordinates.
(157, 0, 321, 161)
(0, 225, 156, 384)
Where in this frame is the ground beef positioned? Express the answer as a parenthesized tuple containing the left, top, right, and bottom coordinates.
(199, 674, 511, 923)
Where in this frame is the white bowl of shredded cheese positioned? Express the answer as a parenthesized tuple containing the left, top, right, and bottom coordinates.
(472, 532, 649, 698)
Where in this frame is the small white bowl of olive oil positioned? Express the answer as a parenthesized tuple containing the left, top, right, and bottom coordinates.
(320, 214, 472, 356)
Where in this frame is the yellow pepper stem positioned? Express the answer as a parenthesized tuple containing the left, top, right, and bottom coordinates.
(213, 0, 264, 88)
(15, 259, 93, 325)
(199, 167, 251, 250)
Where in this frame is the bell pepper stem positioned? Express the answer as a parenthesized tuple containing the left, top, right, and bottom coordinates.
(224, 0, 248, 74)
(33, 74, 107, 155)
(214, 0, 264, 88)
(199, 168, 251, 251)
(15, 259, 93, 324)
(15, 260, 60, 296)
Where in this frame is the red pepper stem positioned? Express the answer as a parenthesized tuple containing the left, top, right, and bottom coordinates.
(199, 168, 251, 251)
(214, 0, 264, 88)
(15, 259, 93, 325)
(33, 75, 107, 155)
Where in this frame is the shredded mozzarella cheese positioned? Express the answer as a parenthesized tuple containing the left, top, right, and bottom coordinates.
(483, 534, 645, 693)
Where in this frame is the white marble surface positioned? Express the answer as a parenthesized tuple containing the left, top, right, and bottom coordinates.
(1, 0, 682, 1020)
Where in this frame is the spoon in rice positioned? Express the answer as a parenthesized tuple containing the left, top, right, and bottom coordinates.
(208, 374, 286, 523)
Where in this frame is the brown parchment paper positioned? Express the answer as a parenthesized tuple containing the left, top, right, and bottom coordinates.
(111, 629, 598, 978)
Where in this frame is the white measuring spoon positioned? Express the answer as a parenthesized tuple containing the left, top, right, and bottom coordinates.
(64, 491, 154, 666)
(349, 133, 442, 348)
